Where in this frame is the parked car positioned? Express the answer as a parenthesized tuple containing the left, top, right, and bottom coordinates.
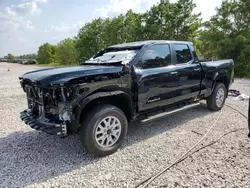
(23, 60, 36, 65)
(0, 59, 7, 62)
(19, 40, 234, 156)
(17, 60, 23, 64)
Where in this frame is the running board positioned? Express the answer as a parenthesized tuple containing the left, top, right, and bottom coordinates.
(141, 102, 201, 124)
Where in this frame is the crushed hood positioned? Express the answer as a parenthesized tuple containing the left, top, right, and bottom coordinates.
(19, 65, 123, 85)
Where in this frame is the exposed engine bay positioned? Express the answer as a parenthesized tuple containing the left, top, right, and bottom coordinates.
(19, 78, 78, 136)
(19, 68, 125, 137)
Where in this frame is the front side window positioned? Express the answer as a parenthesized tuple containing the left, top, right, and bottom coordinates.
(174, 44, 192, 64)
(140, 44, 171, 69)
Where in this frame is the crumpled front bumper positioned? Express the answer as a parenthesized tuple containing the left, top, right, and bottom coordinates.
(20, 110, 67, 136)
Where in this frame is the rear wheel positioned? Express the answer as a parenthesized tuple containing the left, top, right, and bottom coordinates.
(206, 82, 227, 111)
(79, 104, 128, 157)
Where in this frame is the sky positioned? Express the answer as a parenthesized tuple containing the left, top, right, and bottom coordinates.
(0, 0, 223, 57)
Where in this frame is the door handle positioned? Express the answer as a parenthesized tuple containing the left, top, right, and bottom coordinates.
(170, 71, 178, 75)
(194, 68, 200, 72)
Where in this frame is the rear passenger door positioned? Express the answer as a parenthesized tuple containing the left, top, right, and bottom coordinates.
(135, 43, 179, 111)
(172, 43, 202, 102)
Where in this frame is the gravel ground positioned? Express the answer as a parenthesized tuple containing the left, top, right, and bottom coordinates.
(0, 62, 249, 188)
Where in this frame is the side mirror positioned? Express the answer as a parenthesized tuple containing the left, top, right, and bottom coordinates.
(193, 58, 199, 64)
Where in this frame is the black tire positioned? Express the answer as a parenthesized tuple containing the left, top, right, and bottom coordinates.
(206, 82, 227, 111)
(79, 104, 128, 157)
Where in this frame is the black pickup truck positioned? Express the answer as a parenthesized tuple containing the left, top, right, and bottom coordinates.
(19, 40, 234, 156)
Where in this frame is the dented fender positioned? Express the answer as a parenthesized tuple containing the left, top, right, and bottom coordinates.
(68, 90, 131, 133)
(79, 90, 126, 108)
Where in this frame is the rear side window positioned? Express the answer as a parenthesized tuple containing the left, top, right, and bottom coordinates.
(174, 44, 192, 64)
(140, 44, 171, 69)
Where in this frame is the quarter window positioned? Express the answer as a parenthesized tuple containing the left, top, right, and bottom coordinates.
(174, 44, 192, 64)
(140, 44, 171, 69)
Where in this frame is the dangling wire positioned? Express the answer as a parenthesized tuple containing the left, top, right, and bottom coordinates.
(134, 103, 248, 188)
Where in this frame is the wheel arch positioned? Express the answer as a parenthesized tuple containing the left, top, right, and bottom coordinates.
(212, 71, 231, 97)
(204, 69, 231, 98)
(71, 91, 134, 133)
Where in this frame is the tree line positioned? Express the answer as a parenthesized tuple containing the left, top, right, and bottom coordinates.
(6, 53, 37, 62)
(6, 0, 250, 77)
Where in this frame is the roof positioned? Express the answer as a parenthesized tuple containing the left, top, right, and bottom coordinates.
(105, 40, 193, 49)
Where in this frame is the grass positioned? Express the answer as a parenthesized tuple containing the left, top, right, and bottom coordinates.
(35, 63, 61, 67)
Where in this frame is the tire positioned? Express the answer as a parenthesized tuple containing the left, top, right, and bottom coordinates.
(79, 104, 128, 157)
(206, 82, 227, 111)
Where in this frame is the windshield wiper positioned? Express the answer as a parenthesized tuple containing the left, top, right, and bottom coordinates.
(90, 55, 116, 65)
(106, 55, 116, 62)
(81, 55, 122, 65)
(81, 58, 106, 65)
(96, 58, 106, 64)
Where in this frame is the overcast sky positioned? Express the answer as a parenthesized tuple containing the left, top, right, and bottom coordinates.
(0, 0, 223, 57)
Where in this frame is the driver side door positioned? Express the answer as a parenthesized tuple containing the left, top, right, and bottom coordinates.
(135, 43, 179, 112)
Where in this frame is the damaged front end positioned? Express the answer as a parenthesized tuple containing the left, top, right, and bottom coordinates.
(19, 79, 75, 137)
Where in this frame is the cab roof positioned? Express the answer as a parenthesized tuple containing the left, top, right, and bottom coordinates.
(105, 40, 193, 50)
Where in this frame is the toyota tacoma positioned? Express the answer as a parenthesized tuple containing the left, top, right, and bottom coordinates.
(19, 40, 234, 156)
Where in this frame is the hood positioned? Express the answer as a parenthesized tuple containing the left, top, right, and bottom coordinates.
(19, 65, 123, 85)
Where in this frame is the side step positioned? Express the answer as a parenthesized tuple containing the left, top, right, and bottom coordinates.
(141, 102, 201, 124)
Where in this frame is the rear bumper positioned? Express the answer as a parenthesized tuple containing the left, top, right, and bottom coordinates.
(20, 110, 67, 136)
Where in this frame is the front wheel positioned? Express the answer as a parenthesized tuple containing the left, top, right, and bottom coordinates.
(206, 82, 227, 111)
(79, 104, 128, 157)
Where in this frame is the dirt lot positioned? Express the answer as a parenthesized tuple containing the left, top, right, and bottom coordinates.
(0, 62, 249, 188)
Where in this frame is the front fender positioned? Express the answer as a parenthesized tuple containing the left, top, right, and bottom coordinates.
(80, 91, 126, 107)
(69, 91, 131, 133)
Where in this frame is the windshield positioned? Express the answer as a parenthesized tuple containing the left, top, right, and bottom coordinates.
(89, 49, 138, 63)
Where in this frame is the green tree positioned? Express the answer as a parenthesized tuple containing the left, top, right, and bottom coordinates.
(122, 10, 145, 42)
(142, 0, 201, 41)
(7, 53, 15, 62)
(19, 53, 37, 60)
(75, 18, 106, 62)
(36, 43, 56, 64)
(55, 38, 78, 65)
(198, 0, 250, 77)
(101, 15, 126, 45)
(74, 0, 201, 64)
